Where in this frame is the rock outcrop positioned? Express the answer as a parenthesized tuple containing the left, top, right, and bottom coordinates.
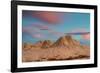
(22, 35, 90, 62)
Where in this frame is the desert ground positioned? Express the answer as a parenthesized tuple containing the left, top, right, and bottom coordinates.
(22, 35, 90, 62)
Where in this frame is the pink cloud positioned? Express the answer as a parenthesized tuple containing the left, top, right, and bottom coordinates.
(22, 27, 31, 34)
(32, 24, 49, 30)
(70, 28, 90, 40)
(25, 31, 44, 39)
(40, 26, 49, 30)
(70, 28, 87, 33)
(32, 34, 44, 39)
(22, 26, 44, 39)
(82, 33, 90, 40)
(22, 26, 41, 33)
(49, 30, 64, 37)
(32, 11, 61, 24)
(52, 32, 64, 36)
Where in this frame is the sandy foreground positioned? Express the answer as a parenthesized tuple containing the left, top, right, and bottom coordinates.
(22, 46, 90, 62)
(22, 36, 90, 62)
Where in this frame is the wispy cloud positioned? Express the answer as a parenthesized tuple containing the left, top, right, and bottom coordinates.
(22, 25, 45, 39)
(68, 28, 90, 40)
(82, 33, 90, 40)
(32, 11, 62, 24)
(32, 33, 44, 39)
(48, 30, 65, 37)
(70, 28, 87, 33)
(32, 24, 49, 30)
(23, 25, 90, 40)
(65, 32, 90, 35)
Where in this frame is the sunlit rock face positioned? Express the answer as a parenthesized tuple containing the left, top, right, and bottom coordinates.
(22, 35, 90, 62)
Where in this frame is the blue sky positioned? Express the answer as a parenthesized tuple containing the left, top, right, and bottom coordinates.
(22, 10, 90, 45)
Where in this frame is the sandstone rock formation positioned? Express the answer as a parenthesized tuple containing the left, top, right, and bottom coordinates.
(51, 35, 80, 47)
(22, 35, 90, 62)
(41, 40, 53, 48)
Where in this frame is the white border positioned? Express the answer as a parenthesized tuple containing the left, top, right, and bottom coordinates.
(17, 5, 94, 68)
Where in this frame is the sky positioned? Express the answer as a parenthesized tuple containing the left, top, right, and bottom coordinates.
(22, 10, 90, 45)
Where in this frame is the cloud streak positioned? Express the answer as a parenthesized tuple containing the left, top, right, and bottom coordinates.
(22, 26, 45, 39)
(68, 28, 90, 40)
(82, 33, 90, 40)
(23, 25, 90, 40)
(65, 32, 90, 35)
(32, 24, 49, 30)
(32, 11, 62, 24)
